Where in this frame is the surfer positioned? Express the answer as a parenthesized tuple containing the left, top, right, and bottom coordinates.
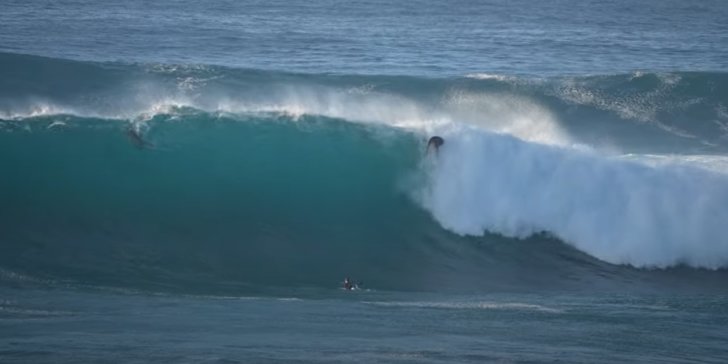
(343, 277, 354, 290)
(127, 127, 151, 149)
(427, 136, 444, 154)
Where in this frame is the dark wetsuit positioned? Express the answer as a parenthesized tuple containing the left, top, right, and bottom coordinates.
(427, 136, 444, 152)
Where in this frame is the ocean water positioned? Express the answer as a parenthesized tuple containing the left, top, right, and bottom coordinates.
(2, 0, 728, 363)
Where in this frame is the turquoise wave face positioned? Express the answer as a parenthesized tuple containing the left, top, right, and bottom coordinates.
(0, 115, 433, 291)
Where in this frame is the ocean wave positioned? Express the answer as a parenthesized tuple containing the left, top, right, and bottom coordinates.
(2, 52, 728, 293)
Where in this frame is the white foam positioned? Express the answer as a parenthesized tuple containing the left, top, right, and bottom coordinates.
(465, 73, 514, 82)
(0, 101, 74, 120)
(47, 121, 67, 129)
(210, 85, 446, 129)
(367, 300, 562, 313)
(621, 153, 728, 175)
(416, 125, 728, 269)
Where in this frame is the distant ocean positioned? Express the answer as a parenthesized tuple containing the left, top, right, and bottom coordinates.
(2, 1, 728, 363)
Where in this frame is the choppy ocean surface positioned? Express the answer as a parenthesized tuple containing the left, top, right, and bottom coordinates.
(2, 0, 728, 363)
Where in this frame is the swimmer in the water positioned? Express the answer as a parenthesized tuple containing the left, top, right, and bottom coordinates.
(427, 136, 444, 154)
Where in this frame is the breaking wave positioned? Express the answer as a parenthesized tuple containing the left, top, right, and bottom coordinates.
(2, 52, 728, 293)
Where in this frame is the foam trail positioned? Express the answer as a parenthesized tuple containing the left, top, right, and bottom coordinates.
(419, 125, 728, 269)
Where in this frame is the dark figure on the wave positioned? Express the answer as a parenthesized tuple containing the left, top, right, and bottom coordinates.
(427, 136, 444, 154)
(127, 127, 151, 149)
(343, 277, 354, 290)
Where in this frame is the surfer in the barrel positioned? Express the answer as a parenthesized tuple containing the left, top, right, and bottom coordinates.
(427, 135, 444, 154)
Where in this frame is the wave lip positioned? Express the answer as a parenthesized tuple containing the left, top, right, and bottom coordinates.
(3, 52, 728, 153)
